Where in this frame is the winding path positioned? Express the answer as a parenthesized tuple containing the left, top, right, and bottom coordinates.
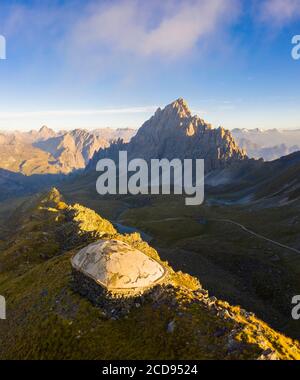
(116, 216, 300, 255)
(210, 218, 300, 255)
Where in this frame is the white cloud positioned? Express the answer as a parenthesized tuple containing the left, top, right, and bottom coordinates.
(258, 0, 300, 26)
(0, 106, 158, 120)
(69, 0, 239, 60)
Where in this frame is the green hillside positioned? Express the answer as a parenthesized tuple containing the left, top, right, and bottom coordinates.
(0, 189, 299, 360)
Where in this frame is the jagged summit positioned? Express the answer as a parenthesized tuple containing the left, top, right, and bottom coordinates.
(39, 125, 54, 134)
(158, 98, 192, 119)
(36, 125, 56, 140)
(88, 98, 247, 172)
(108, 98, 247, 171)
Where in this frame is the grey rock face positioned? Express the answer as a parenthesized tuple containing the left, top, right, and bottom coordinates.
(91, 99, 247, 173)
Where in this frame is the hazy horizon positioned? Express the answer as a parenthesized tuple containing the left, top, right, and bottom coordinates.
(0, 101, 299, 132)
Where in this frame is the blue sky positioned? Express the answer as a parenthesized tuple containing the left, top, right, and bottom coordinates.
(0, 0, 300, 131)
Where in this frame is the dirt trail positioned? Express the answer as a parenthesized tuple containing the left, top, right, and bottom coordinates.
(211, 218, 300, 255)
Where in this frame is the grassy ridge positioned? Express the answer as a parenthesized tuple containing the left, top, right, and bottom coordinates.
(0, 189, 300, 360)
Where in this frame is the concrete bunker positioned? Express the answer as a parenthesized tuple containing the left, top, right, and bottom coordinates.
(71, 239, 167, 310)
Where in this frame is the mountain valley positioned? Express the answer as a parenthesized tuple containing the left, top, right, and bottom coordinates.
(0, 99, 300, 360)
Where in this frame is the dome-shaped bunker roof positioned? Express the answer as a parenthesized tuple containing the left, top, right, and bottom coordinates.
(71, 239, 166, 291)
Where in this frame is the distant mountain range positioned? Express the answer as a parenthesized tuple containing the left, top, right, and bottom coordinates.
(2, 99, 300, 205)
(0, 126, 136, 199)
(2, 104, 300, 179)
(0, 126, 136, 175)
(232, 128, 300, 161)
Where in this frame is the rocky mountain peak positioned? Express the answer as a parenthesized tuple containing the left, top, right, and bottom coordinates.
(117, 99, 247, 171)
(38, 125, 55, 136)
(171, 97, 192, 117)
(156, 98, 192, 120)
